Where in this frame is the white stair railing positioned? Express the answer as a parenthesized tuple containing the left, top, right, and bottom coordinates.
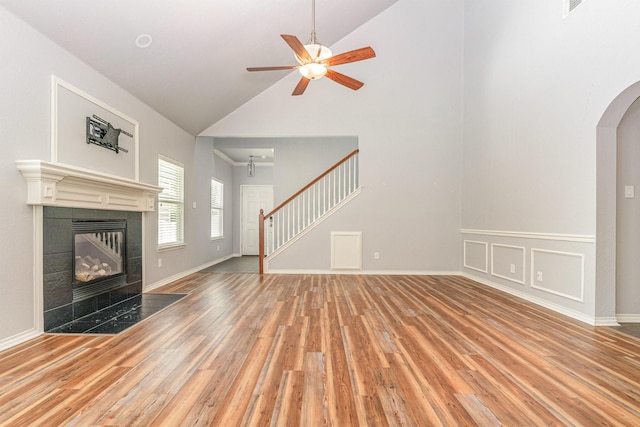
(259, 149, 359, 273)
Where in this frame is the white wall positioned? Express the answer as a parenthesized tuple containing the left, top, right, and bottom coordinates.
(462, 0, 640, 322)
(269, 137, 358, 204)
(157, 137, 236, 282)
(0, 5, 229, 348)
(201, 0, 464, 273)
(616, 97, 640, 319)
(7, 0, 636, 347)
(213, 136, 357, 255)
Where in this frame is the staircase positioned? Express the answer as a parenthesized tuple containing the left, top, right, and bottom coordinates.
(259, 149, 360, 274)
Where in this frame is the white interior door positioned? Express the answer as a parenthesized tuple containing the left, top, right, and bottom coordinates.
(241, 185, 274, 255)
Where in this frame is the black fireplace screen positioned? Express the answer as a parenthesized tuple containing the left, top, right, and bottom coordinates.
(73, 220, 126, 285)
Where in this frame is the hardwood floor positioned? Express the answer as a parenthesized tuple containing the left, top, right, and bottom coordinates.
(1, 273, 639, 426)
(199, 256, 259, 273)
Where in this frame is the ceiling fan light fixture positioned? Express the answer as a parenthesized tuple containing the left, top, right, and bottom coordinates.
(296, 43, 332, 63)
(246, 0, 376, 95)
(247, 156, 256, 177)
(299, 62, 328, 79)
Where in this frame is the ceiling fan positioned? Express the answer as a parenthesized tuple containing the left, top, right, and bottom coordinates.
(247, 0, 376, 96)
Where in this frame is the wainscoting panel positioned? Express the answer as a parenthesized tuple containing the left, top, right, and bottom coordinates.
(463, 240, 488, 273)
(460, 229, 595, 324)
(491, 244, 526, 285)
(531, 249, 585, 302)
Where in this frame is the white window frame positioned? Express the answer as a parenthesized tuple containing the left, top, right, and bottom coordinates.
(158, 156, 185, 250)
(211, 178, 224, 240)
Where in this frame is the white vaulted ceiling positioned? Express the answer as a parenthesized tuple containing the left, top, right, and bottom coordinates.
(0, 0, 400, 135)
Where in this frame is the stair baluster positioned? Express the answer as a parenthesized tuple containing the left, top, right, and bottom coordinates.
(259, 149, 360, 274)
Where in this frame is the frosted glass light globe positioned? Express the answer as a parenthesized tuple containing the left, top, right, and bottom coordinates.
(299, 63, 328, 79)
(296, 44, 332, 80)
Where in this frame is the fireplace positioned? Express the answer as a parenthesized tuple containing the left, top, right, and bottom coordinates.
(16, 160, 162, 333)
(43, 207, 142, 332)
(73, 220, 126, 300)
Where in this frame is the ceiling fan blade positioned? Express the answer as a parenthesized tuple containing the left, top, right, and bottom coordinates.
(281, 34, 312, 62)
(247, 66, 299, 72)
(325, 46, 376, 66)
(292, 76, 311, 96)
(325, 69, 364, 91)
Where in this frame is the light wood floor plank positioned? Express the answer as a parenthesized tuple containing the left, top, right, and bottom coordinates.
(0, 273, 639, 425)
(300, 352, 328, 426)
(271, 369, 305, 426)
(323, 299, 359, 426)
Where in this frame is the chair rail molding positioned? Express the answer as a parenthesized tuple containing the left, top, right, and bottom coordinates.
(461, 229, 595, 243)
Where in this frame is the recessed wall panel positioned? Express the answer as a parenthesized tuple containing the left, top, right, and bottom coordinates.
(464, 240, 488, 273)
(531, 249, 584, 302)
(491, 244, 525, 285)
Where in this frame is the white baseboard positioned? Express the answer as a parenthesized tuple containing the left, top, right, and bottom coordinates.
(595, 317, 621, 327)
(617, 314, 640, 323)
(461, 272, 596, 326)
(144, 254, 234, 292)
(0, 328, 42, 352)
(264, 269, 460, 276)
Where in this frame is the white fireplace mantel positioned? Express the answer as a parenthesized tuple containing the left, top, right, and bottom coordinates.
(16, 160, 162, 212)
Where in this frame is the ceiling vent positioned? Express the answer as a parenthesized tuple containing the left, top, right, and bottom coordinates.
(564, 0, 585, 17)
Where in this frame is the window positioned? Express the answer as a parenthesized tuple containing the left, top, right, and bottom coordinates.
(158, 157, 184, 248)
(211, 178, 224, 239)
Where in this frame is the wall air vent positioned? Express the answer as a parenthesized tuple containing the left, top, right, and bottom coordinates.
(564, 0, 585, 17)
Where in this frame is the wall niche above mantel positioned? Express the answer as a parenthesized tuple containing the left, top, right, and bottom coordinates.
(16, 160, 162, 212)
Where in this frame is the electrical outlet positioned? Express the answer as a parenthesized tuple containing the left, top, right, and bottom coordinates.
(536, 271, 542, 282)
(625, 185, 635, 199)
(158, 258, 163, 268)
(216, 245, 220, 251)
(510, 264, 516, 274)
(374, 252, 380, 260)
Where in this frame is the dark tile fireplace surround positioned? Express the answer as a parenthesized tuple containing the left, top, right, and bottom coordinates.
(43, 206, 143, 332)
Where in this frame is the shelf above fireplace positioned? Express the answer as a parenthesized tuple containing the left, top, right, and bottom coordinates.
(16, 160, 162, 212)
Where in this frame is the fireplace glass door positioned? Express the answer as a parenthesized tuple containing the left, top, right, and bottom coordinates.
(73, 221, 126, 285)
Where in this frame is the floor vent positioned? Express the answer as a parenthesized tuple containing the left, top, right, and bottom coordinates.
(564, 0, 585, 17)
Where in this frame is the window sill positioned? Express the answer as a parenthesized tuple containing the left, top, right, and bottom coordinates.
(157, 242, 186, 252)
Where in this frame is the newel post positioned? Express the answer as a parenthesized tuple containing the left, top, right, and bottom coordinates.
(259, 209, 265, 274)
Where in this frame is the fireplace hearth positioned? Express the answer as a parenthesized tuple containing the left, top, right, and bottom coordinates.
(47, 293, 186, 334)
(43, 207, 142, 332)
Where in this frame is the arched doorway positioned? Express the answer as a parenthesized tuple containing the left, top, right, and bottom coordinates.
(596, 80, 640, 322)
